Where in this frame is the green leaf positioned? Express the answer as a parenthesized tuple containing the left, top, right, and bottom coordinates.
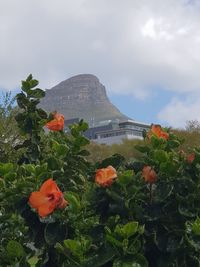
(155, 182, 174, 202)
(6, 240, 25, 258)
(160, 161, 176, 175)
(85, 245, 116, 267)
(55, 242, 64, 254)
(192, 218, 200, 236)
(178, 203, 196, 218)
(26, 74, 33, 81)
(118, 170, 133, 185)
(64, 192, 81, 211)
(128, 240, 141, 254)
(167, 139, 180, 149)
(75, 136, 90, 146)
(98, 153, 125, 169)
(21, 80, 30, 92)
(153, 149, 168, 163)
(0, 162, 14, 175)
(47, 156, 61, 170)
(4, 172, 17, 182)
(70, 126, 79, 137)
(0, 177, 5, 188)
(113, 260, 139, 267)
(115, 222, 139, 238)
(37, 108, 48, 119)
(122, 222, 139, 238)
(27, 256, 39, 267)
(24, 164, 35, 174)
(15, 112, 27, 125)
(78, 120, 88, 132)
(64, 239, 82, 257)
(16, 92, 29, 109)
(150, 135, 161, 148)
(35, 163, 48, 176)
(28, 88, 45, 99)
(29, 79, 39, 88)
(52, 141, 68, 157)
(44, 223, 68, 245)
(186, 235, 200, 251)
(106, 233, 123, 248)
(113, 254, 148, 267)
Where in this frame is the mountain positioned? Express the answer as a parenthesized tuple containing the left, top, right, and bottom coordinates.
(40, 74, 129, 126)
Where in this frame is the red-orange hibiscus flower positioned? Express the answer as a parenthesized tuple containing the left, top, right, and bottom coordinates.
(142, 166, 157, 184)
(95, 165, 117, 187)
(187, 152, 195, 163)
(29, 178, 68, 217)
(147, 124, 169, 140)
(45, 112, 65, 131)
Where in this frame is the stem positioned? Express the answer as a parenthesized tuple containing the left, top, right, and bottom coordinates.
(62, 250, 80, 266)
(149, 183, 153, 204)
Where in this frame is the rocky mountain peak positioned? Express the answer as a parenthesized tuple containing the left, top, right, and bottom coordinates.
(40, 74, 129, 126)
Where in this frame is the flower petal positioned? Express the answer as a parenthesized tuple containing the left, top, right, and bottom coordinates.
(151, 125, 161, 136)
(160, 131, 169, 140)
(29, 191, 48, 209)
(95, 166, 117, 187)
(37, 202, 56, 217)
(106, 166, 117, 179)
(40, 179, 60, 195)
(45, 119, 64, 131)
(58, 198, 68, 209)
(54, 112, 65, 120)
(142, 166, 157, 183)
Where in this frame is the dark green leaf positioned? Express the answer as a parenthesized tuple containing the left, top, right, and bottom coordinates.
(26, 74, 33, 81)
(115, 222, 139, 238)
(44, 223, 68, 245)
(85, 245, 116, 267)
(29, 79, 39, 88)
(6, 240, 25, 258)
(0, 162, 14, 175)
(37, 108, 48, 119)
(16, 92, 29, 109)
(21, 80, 30, 92)
(64, 192, 81, 211)
(153, 149, 168, 163)
(28, 88, 45, 99)
(118, 170, 133, 185)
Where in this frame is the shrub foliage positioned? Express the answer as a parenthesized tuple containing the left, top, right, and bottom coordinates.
(0, 75, 200, 267)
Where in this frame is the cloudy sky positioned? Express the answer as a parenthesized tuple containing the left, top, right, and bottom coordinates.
(1, 0, 200, 128)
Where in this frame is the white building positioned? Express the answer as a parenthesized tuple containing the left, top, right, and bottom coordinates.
(84, 120, 150, 145)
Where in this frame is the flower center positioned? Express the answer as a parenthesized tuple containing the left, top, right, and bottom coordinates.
(47, 194, 55, 201)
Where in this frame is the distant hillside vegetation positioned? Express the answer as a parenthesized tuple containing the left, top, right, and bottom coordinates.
(86, 127, 200, 163)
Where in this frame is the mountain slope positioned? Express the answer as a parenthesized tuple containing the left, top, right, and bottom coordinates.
(40, 74, 129, 126)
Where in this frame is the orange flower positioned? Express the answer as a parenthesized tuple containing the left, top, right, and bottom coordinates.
(187, 152, 195, 164)
(148, 124, 169, 140)
(142, 166, 157, 184)
(95, 165, 117, 187)
(45, 112, 64, 131)
(29, 178, 68, 217)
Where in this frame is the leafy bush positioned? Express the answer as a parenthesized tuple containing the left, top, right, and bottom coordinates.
(0, 92, 24, 162)
(0, 75, 200, 267)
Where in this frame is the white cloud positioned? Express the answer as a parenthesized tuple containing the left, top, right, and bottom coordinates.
(1, 0, 200, 126)
(141, 18, 173, 40)
(158, 94, 200, 128)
